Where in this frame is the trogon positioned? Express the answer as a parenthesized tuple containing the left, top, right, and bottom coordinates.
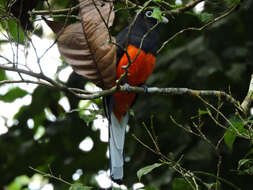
(45, 6, 167, 184)
(105, 10, 168, 184)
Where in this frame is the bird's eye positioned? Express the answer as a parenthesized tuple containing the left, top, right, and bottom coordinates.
(145, 10, 153, 18)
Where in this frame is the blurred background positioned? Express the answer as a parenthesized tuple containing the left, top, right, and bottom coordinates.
(0, 0, 252, 189)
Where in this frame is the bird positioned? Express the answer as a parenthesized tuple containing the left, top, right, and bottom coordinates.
(104, 9, 168, 184)
(44, 4, 167, 184)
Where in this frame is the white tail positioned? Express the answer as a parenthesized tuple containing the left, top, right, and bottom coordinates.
(109, 111, 129, 182)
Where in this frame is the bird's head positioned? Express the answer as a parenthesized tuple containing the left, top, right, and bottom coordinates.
(136, 9, 168, 27)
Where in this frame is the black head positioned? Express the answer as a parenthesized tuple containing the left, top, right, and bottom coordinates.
(135, 9, 159, 28)
(116, 9, 167, 57)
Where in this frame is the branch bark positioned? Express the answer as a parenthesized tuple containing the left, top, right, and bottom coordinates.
(0, 64, 240, 109)
(241, 74, 253, 113)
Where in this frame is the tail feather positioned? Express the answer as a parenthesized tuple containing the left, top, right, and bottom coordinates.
(109, 111, 128, 183)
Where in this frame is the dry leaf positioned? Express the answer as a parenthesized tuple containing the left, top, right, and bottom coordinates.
(42, 17, 65, 34)
(56, 0, 116, 89)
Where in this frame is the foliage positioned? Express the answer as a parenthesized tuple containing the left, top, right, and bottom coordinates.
(0, 87, 28, 103)
(6, 19, 26, 43)
(0, 0, 253, 190)
(137, 163, 163, 181)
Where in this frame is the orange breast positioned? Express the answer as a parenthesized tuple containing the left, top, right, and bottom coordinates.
(113, 45, 156, 121)
(116, 45, 156, 85)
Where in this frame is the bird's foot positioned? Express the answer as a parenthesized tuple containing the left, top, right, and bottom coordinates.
(141, 84, 148, 93)
(123, 83, 131, 92)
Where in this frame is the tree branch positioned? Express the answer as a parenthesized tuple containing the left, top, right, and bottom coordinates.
(0, 64, 61, 88)
(30, 2, 81, 15)
(0, 64, 77, 97)
(241, 74, 253, 113)
(0, 64, 240, 109)
(0, 79, 53, 88)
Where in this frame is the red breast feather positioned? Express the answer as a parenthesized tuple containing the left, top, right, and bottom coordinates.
(113, 45, 156, 121)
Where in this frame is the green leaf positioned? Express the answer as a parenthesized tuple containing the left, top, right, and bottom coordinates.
(197, 12, 213, 22)
(0, 87, 28, 102)
(69, 183, 92, 190)
(198, 109, 209, 115)
(8, 175, 30, 190)
(34, 126, 46, 140)
(137, 163, 162, 181)
(224, 118, 247, 149)
(129, 109, 135, 117)
(0, 0, 6, 6)
(237, 159, 253, 175)
(172, 178, 194, 190)
(224, 129, 236, 149)
(151, 7, 163, 22)
(0, 69, 6, 81)
(238, 159, 253, 170)
(7, 19, 25, 43)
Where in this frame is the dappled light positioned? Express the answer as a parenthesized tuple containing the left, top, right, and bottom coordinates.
(0, 0, 252, 190)
(79, 137, 94, 152)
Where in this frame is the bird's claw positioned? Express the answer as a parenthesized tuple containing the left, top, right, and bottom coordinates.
(141, 84, 148, 93)
(123, 83, 131, 92)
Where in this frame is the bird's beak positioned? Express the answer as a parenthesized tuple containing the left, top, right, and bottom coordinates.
(161, 16, 169, 23)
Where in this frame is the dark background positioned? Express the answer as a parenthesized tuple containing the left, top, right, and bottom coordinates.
(0, 0, 252, 189)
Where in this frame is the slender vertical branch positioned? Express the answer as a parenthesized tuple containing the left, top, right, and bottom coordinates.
(241, 74, 253, 113)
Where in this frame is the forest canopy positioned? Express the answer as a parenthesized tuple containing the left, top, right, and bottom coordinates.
(0, 0, 252, 190)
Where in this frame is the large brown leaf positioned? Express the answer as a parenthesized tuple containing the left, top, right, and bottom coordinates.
(57, 0, 116, 89)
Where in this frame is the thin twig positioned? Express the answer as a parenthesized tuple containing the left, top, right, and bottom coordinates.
(166, 0, 205, 15)
(30, 2, 81, 15)
(142, 122, 160, 153)
(157, 4, 239, 53)
(198, 96, 249, 139)
(132, 134, 157, 155)
(29, 166, 72, 186)
(216, 155, 222, 190)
